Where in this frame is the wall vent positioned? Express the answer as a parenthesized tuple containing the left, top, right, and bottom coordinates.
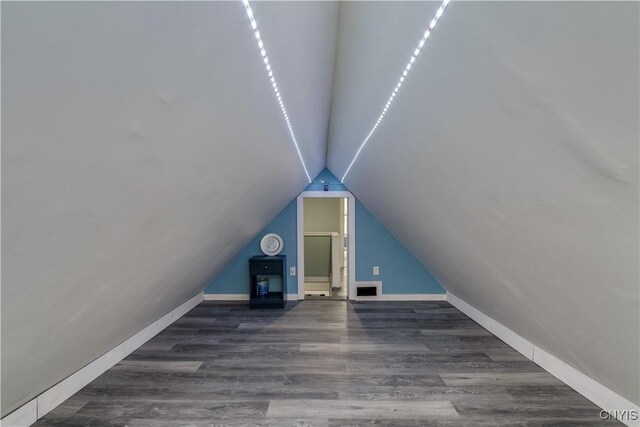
(357, 286, 377, 297)
(355, 281, 383, 300)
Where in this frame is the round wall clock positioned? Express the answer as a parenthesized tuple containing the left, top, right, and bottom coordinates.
(260, 233, 283, 256)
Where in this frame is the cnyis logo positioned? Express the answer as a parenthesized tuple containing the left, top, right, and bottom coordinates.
(599, 409, 639, 422)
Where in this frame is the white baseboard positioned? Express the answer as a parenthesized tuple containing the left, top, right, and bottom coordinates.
(5, 290, 636, 426)
(352, 281, 445, 301)
(533, 346, 639, 426)
(0, 399, 37, 427)
(1, 292, 204, 427)
(446, 292, 640, 427)
(446, 292, 535, 359)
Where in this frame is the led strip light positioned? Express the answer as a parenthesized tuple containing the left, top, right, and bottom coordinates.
(340, 0, 452, 183)
(242, 0, 312, 183)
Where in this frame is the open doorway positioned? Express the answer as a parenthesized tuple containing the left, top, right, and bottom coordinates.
(303, 198, 347, 299)
(297, 191, 355, 301)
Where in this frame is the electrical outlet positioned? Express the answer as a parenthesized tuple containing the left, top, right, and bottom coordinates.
(289, 267, 296, 276)
(373, 266, 380, 276)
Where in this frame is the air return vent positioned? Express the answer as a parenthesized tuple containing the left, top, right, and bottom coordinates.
(355, 282, 382, 299)
(357, 286, 377, 297)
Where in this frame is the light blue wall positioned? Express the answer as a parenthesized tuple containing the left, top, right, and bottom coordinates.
(355, 200, 444, 294)
(305, 167, 348, 191)
(205, 200, 297, 294)
(205, 168, 445, 295)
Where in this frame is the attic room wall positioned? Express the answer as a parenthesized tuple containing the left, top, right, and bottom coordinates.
(206, 170, 444, 296)
(1, 1, 337, 416)
(327, 1, 639, 404)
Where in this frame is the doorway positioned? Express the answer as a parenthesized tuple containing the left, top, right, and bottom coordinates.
(296, 191, 355, 300)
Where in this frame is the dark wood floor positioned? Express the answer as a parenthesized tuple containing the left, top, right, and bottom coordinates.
(36, 300, 613, 426)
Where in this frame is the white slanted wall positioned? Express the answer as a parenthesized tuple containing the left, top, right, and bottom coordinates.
(1, 1, 338, 420)
(327, 0, 639, 409)
(2, 0, 638, 425)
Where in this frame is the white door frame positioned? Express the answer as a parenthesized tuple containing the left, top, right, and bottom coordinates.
(297, 191, 356, 300)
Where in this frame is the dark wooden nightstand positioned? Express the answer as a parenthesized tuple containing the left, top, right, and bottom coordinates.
(249, 255, 287, 309)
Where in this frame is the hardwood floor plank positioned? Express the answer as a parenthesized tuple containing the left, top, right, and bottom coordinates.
(112, 360, 203, 372)
(440, 372, 564, 386)
(73, 400, 270, 421)
(420, 329, 491, 336)
(266, 399, 458, 419)
(34, 300, 612, 426)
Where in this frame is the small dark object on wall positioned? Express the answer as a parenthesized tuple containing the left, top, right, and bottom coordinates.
(324, 184, 329, 191)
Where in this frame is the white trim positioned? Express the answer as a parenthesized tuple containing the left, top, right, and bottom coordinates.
(348, 195, 356, 299)
(299, 191, 353, 199)
(297, 191, 356, 301)
(203, 294, 250, 301)
(1, 292, 204, 427)
(353, 282, 448, 301)
(286, 293, 300, 301)
(0, 399, 37, 427)
(533, 347, 639, 426)
(354, 279, 446, 302)
(446, 292, 640, 426)
(446, 292, 535, 359)
(297, 195, 304, 299)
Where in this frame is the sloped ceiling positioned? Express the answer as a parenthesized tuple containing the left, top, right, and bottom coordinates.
(1, 1, 336, 415)
(2, 0, 638, 417)
(327, 1, 639, 404)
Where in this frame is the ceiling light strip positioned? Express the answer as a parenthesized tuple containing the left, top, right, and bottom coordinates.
(242, 0, 312, 183)
(340, 0, 452, 183)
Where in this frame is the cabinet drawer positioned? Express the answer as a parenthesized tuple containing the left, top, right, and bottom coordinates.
(250, 261, 282, 275)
